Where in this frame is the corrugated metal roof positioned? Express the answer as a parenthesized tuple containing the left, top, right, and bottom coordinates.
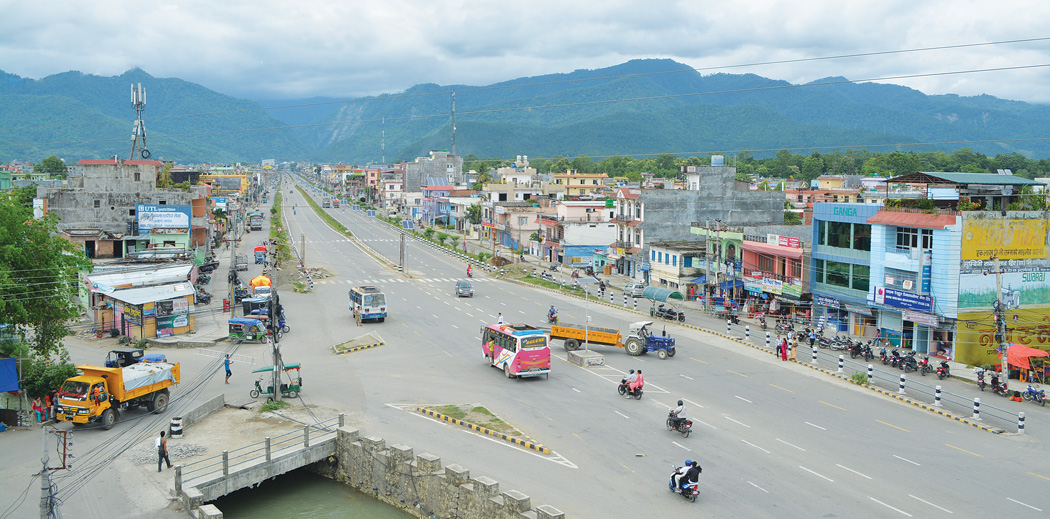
(87, 264, 194, 291)
(888, 172, 1040, 186)
(741, 240, 804, 260)
(106, 281, 195, 305)
(867, 210, 959, 230)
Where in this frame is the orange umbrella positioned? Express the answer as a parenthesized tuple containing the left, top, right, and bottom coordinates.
(250, 275, 272, 289)
(1005, 343, 1050, 370)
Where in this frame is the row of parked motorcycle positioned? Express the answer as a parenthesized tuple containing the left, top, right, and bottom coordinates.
(975, 368, 1046, 405)
(194, 257, 217, 305)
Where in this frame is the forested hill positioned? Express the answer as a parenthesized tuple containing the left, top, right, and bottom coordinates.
(2, 60, 1049, 164)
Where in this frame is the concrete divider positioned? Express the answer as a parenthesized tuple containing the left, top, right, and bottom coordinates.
(183, 394, 225, 427)
(567, 350, 605, 367)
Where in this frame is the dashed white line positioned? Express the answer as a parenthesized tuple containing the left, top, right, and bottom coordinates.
(680, 374, 694, 380)
(672, 441, 691, 452)
(735, 395, 753, 403)
(747, 481, 769, 493)
(893, 455, 920, 466)
(692, 418, 717, 430)
(1007, 498, 1043, 512)
(741, 439, 770, 454)
(869, 497, 912, 516)
(451, 324, 459, 329)
(836, 464, 872, 480)
(571, 387, 581, 393)
(799, 466, 833, 482)
(724, 416, 750, 428)
(908, 494, 952, 513)
(614, 410, 630, 419)
(805, 421, 826, 430)
(776, 438, 806, 451)
(682, 398, 704, 409)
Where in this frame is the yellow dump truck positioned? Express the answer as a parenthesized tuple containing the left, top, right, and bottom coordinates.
(549, 323, 624, 351)
(55, 362, 180, 430)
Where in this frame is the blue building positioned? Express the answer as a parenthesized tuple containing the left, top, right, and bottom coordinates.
(810, 203, 881, 336)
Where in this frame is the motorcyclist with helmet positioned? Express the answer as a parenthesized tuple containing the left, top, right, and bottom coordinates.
(621, 369, 638, 398)
(676, 459, 702, 492)
(548, 305, 557, 323)
(669, 400, 686, 428)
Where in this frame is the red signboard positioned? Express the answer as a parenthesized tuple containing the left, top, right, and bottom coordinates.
(778, 236, 801, 248)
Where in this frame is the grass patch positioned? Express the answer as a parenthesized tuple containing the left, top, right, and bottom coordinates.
(851, 372, 869, 385)
(260, 400, 291, 412)
(426, 404, 521, 435)
(433, 404, 467, 420)
(297, 186, 354, 237)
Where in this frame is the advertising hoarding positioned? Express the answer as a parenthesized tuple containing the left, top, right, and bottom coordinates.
(136, 204, 192, 234)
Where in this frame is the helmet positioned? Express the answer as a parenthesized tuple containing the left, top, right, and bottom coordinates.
(678, 400, 684, 406)
(629, 369, 635, 374)
(684, 459, 693, 466)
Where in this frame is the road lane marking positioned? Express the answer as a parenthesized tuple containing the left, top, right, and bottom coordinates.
(416, 305, 421, 309)
(466, 313, 474, 318)
(691, 357, 708, 364)
(776, 438, 806, 451)
(819, 400, 846, 411)
(459, 429, 577, 468)
(693, 419, 717, 429)
(680, 374, 694, 380)
(451, 324, 459, 329)
(615, 410, 630, 419)
(1007, 498, 1043, 512)
(893, 455, 920, 466)
(836, 464, 872, 480)
(805, 422, 826, 431)
(672, 441, 691, 452)
(727, 369, 748, 377)
(620, 462, 635, 473)
(735, 395, 753, 403)
(741, 440, 770, 454)
(442, 350, 453, 357)
(869, 497, 912, 516)
(432, 314, 439, 319)
(571, 387, 581, 393)
(799, 466, 834, 482)
(724, 416, 750, 428)
(572, 433, 581, 438)
(944, 444, 982, 458)
(769, 384, 793, 393)
(1028, 471, 1050, 481)
(747, 481, 769, 493)
(877, 419, 910, 432)
(908, 494, 952, 513)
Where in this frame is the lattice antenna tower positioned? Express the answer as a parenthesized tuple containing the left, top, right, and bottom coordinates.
(130, 83, 151, 160)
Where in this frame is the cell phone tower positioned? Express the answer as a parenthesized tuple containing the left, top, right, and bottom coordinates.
(130, 83, 150, 160)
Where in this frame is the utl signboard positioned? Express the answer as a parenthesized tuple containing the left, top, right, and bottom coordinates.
(136, 204, 192, 234)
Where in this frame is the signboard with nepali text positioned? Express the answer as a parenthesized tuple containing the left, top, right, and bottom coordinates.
(136, 204, 192, 234)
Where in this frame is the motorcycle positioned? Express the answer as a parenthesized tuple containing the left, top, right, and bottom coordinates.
(900, 351, 918, 373)
(880, 347, 889, 365)
(547, 312, 558, 325)
(936, 360, 951, 380)
(549, 264, 559, 272)
(1022, 384, 1047, 406)
(617, 378, 643, 399)
(666, 411, 692, 437)
(467, 270, 473, 278)
(655, 304, 686, 322)
(990, 374, 1010, 397)
(889, 349, 902, 368)
(816, 335, 832, 350)
(975, 368, 986, 390)
(829, 336, 849, 352)
(758, 315, 767, 330)
(918, 356, 931, 376)
(669, 465, 700, 503)
(775, 321, 794, 336)
(848, 341, 864, 359)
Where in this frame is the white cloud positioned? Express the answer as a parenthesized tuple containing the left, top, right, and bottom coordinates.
(1, 0, 1048, 103)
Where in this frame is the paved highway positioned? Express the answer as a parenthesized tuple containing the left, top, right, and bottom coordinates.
(278, 177, 1050, 518)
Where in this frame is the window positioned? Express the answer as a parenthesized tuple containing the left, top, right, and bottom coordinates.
(825, 260, 851, 288)
(818, 220, 827, 245)
(789, 259, 802, 277)
(896, 227, 918, 249)
(129, 209, 136, 216)
(922, 229, 933, 250)
(93, 200, 101, 208)
(827, 221, 852, 248)
(852, 264, 869, 292)
(853, 224, 871, 251)
(672, 255, 676, 267)
(884, 267, 918, 291)
(758, 254, 775, 272)
(134, 172, 141, 181)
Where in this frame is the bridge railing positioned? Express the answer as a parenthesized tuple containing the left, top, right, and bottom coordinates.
(175, 413, 343, 493)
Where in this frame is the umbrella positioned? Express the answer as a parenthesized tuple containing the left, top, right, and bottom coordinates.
(1005, 343, 1050, 370)
(250, 275, 272, 289)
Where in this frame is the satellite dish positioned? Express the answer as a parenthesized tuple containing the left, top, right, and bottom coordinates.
(1001, 187, 1013, 196)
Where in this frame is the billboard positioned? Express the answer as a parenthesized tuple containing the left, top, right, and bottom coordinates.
(874, 286, 933, 312)
(959, 257, 1050, 310)
(136, 204, 192, 234)
(961, 217, 1050, 261)
(957, 308, 1050, 366)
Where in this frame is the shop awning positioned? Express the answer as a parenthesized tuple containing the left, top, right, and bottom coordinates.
(720, 279, 744, 291)
(741, 241, 803, 260)
(1006, 343, 1050, 370)
(691, 275, 707, 284)
(641, 286, 685, 302)
(106, 282, 195, 305)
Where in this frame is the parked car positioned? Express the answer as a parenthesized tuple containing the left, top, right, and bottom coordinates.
(622, 283, 647, 298)
(455, 280, 474, 298)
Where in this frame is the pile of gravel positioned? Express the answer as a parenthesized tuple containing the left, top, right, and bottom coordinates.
(126, 441, 208, 465)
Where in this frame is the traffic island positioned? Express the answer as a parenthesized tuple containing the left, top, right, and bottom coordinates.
(332, 332, 386, 354)
(568, 349, 605, 367)
(418, 404, 550, 454)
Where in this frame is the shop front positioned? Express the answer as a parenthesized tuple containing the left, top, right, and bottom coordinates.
(101, 282, 196, 340)
(873, 286, 937, 353)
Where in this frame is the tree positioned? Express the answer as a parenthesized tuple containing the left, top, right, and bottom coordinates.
(34, 155, 67, 178)
(0, 194, 91, 358)
(465, 204, 483, 226)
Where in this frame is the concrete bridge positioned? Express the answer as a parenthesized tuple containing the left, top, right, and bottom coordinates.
(175, 414, 343, 516)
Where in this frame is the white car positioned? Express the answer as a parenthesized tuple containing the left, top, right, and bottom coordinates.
(622, 283, 647, 298)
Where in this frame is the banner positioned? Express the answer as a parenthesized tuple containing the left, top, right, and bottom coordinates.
(961, 217, 1050, 261)
(815, 295, 839, 308)
(782, 278, 802, 298)
(136, 204, 192, 234)
(761, 277, 783, 295)
(874, 286, 933, 312)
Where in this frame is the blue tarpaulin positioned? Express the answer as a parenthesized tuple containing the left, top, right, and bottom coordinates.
(719, 280, 744, 291)
(0, 358, 18, 393)
(691, 275, 707, 284)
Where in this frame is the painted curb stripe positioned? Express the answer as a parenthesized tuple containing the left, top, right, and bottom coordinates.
(334, 342, 385, 354)
(417, 408, 551, 454)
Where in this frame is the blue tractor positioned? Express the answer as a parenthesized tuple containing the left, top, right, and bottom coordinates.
(623, 321, 676, 359)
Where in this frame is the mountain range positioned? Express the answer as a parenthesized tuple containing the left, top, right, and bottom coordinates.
(1, 59, 1048, 164)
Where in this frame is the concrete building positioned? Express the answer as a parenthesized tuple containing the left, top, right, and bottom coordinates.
(482, 201, 544, 251)
(536, 200, 617, 265)
(404, 151, 463, 192)
(380, 170, 405, 210)
(39, 158, 208, 259)
(496, 155, 538, 185)
(553, 170, 608, 198)
(647, 241, 707, 296)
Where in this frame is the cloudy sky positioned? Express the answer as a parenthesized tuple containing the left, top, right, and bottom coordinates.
(3, 0, 1050, 104)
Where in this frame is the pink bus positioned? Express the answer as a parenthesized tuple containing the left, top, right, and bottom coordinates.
(481, 323, 551, 379)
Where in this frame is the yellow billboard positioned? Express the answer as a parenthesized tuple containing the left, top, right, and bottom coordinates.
(957, 308, 1050, 366)
(961, 217, 1049, 260)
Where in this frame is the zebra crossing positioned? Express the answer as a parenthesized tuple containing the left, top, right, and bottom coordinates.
(310, 277, 493, 285)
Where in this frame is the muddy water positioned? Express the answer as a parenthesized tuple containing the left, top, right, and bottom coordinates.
(213, 469, 415, 518)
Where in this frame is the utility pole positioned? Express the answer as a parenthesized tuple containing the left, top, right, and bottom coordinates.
(229, 213, 238, 318)
(301, 234, 306, 268)
(991, 256, 1010, 392)
(39, 428, 51, 519)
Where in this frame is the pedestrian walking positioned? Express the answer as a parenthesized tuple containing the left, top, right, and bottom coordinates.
(789, 337, 798, 361)
(157, 430, 172, 472)
(781, 337, 788, 361)
(224, 354, 234, 384)
(497, 312, 504, 325)
(354, 307, 362, 326)
(808, 330, 817, 348)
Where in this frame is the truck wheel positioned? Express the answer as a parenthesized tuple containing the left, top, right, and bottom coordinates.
(564, 339, 580, 351)
(152, 391, 169, 414)
(658, 349, 668, 360)
(625, 338, 644, 356)
(101, 409, 117, 430)
(668, 347, 677, 357)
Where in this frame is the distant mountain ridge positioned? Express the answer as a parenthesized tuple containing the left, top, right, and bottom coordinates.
(1, 59, 1048, 164)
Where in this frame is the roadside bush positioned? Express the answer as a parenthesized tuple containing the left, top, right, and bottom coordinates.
(22, 359, 78, 398)
(851, 372, 869, 385)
